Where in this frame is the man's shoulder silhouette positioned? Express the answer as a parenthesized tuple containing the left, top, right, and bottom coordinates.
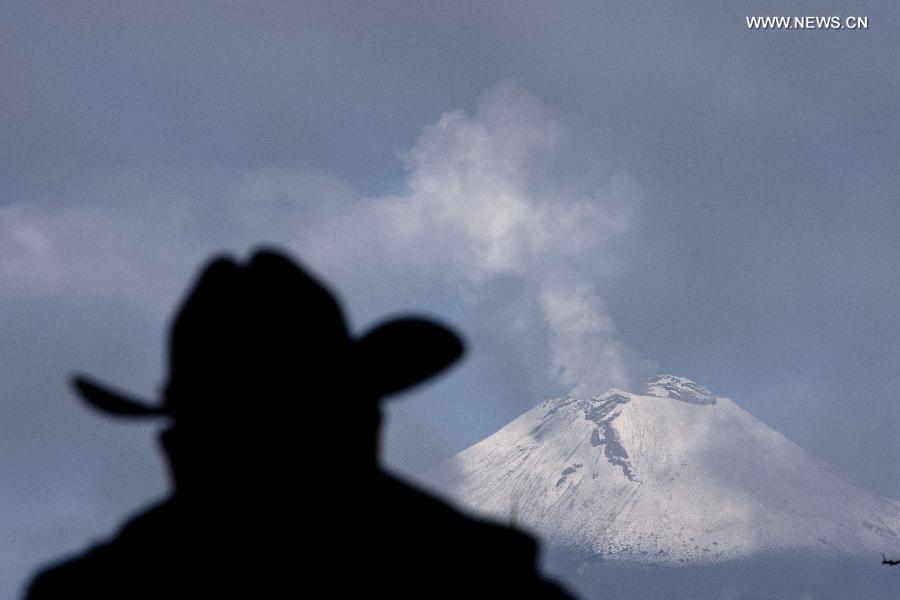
(29, 486, 570, 598)
(28, 502, 173, 597)
(28, 499, 296, 597)
(329, 471, 571, 596)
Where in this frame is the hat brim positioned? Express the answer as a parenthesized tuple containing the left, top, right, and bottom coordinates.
(354, 317, 464, 397)
(73, 317, 463, 418)
(73, 376, 166, 418)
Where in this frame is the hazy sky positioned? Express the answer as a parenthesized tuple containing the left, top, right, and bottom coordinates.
(3, 2, 899, 596)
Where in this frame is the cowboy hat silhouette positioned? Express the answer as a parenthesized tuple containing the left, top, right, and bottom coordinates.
(72, 249, 463, 421)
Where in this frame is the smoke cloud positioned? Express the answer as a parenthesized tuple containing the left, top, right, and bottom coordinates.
(0, 81, 650, 398)
(297, 80, 653, 396)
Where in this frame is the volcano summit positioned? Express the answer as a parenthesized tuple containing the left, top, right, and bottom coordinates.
(422, 376, 900, 565)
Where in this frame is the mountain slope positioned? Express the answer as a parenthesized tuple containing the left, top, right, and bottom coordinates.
(422, 376, 900, 564)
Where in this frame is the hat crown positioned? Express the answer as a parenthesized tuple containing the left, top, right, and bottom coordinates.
(165, 251, 349, 417)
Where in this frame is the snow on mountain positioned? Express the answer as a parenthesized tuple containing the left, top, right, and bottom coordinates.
(422, 376, 900, 564)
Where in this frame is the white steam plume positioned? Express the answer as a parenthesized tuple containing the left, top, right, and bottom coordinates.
(0, 81, 652, 397)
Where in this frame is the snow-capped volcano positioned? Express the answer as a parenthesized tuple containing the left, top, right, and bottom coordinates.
(422, 376, 900, 564)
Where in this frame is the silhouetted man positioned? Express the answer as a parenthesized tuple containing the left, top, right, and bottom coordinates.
(28, 249, 572, 598)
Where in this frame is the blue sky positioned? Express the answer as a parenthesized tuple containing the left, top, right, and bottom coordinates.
(2, 2, 899, 595)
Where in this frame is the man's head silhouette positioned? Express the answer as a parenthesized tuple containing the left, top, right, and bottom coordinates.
(27, 247, 572, 600)
(72, 249, 463, 502)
